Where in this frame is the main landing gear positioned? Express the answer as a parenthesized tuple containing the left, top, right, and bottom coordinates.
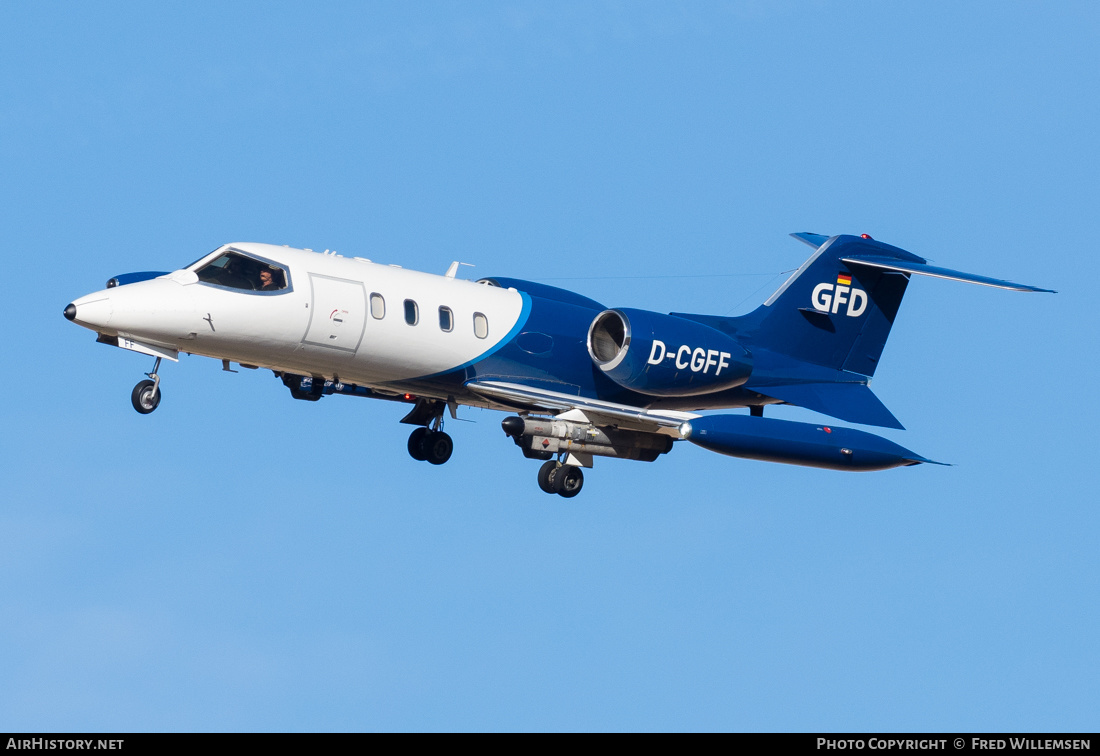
(537, 459, 584, 498)
(131, 356, 163, 414)
(407, 422, 453, 466)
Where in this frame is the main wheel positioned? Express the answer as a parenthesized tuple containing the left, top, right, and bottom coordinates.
(131, 379, 161, 414)
(553, 465, 584, 498)
(423, 431, 453, 466)
(537, 461, 560, 494)
(407, 427, 429, 461)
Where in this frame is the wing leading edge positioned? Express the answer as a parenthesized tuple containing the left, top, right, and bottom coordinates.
(465, 380, 697, 435)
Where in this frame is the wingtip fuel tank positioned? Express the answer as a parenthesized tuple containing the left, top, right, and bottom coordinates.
(679, 414, 943, 471)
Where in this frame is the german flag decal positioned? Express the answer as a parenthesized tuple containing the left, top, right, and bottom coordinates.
(836, 273, 852, 286)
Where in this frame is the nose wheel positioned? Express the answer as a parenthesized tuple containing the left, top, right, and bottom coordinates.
(131, 380, 161, 414)
(131, 357, 163, 414)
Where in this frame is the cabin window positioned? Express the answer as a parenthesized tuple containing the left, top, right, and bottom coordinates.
(404, 299, 419, 326)
(370, 293, 385, 319)
(473, 312, 488, 339)
(195, 251, 287, 292)
(439, 306, 454, 332)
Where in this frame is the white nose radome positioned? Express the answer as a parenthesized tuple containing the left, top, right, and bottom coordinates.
(65, 292, 113, 330)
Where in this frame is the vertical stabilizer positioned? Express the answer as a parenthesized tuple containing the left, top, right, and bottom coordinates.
(741, 234, 919, 376)
(669, 233, 1051, 428)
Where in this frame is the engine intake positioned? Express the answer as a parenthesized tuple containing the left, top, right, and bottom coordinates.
(587, 308, 752, 397)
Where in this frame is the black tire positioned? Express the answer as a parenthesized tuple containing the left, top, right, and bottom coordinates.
(423, 431, 453, 466)
(131, 380, 160, 414)
(407, 427, 429, 461)
(554, 465, 584, 498)
(537, 461, 559, 494)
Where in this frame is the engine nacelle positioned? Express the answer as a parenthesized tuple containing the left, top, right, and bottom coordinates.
(586, 308, 752, 397)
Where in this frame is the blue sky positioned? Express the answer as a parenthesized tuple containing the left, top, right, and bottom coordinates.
(2, 1, 1096, 731)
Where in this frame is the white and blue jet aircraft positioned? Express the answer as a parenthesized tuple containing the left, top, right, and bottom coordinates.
(64, 233, 1053, 497)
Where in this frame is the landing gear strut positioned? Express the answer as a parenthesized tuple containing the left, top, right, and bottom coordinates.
(407, 417, 453, 466)
(537, 460, 584, 498)
(131, 356, 162, 414)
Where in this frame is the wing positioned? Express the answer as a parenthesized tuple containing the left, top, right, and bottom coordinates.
(464, 379, 696, 436)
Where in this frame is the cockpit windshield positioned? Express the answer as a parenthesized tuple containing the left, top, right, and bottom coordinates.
(195, 251, 288, 292)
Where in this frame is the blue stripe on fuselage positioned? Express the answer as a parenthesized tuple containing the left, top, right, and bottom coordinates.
(409, 292, 534, 381)
(464, 294, 600, 389)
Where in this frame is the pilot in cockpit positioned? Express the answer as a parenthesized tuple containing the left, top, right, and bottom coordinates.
(258, 268, 278, 291)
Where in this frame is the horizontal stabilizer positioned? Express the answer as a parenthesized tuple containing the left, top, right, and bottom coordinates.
(790, 232, 832, 248)
(749, 381, 904, 429)
(841, 256, 1056, 293)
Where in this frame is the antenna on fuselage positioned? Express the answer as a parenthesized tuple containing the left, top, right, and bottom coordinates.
(445, 261, 475, 279)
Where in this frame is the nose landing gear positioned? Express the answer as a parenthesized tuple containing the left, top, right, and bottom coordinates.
(131, 357, 163, 414)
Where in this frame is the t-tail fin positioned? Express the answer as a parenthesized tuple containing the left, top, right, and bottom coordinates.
(745, 234, 914, 376)
(672, 233, 1053, 428)
(735, 233, 1053, 377)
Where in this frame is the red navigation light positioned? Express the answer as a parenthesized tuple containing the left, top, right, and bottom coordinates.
(404, 393, 415, 401)
(860, 234, 873, 240)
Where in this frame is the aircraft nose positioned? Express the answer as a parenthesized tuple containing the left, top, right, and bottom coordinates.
(65, 293, 113, 330)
